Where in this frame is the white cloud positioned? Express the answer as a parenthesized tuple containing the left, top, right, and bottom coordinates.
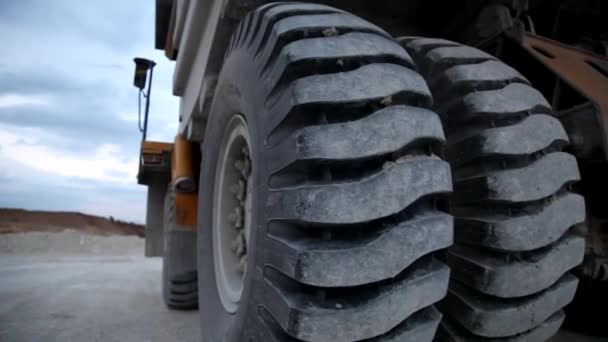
(0, 93, 51, 108)
(0, 123, 147, 223)
(0, 0, 180, 222)
(0, 160, 146, 223)
(0, 125, 138, 184)
(117, 111, 139, 122)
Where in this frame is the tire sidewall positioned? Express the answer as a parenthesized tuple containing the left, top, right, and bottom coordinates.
(198, 49, 270, 342)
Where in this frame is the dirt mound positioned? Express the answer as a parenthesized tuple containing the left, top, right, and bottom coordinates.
(0, 208, 144, 237)
(0, 230, 144, 255)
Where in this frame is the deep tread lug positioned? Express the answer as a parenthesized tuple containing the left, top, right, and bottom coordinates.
(432, 61, 529, 102)
(268, 63, 432, 135)
(442, 83, 551, 124)
(257, 305, 443, 342)
(269, 105, 444, 172)
(440, 274, 577, 338)
(453, 152, 580, 203)
(437, 312, 564, 342)
(404, 38, 460, 55)
(368, 306, 442, 342)
(448, 114, 569, 166)
(263, 259, 450, 342)
(169, 280, 198, 294)
(266, 213, 452, 287)
(268, 157, 451, 224)
(453, 193, 585, 251)
(448, 234, 585, 297)
(251, 3, 344, 53)
(416, 45, 496, 78)
(258, 13, 389, 69)
(264, 32, 415, 90)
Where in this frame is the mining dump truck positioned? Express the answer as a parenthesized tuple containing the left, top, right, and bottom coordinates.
(133, 0, 607, 340)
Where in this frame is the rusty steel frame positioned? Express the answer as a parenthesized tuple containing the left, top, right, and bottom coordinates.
(521, 33, 608, 157)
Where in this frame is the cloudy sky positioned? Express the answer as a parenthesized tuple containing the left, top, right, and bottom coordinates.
(0, 1, 178, 222)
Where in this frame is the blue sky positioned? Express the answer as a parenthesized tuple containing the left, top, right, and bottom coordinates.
(0, 1, 178, 222)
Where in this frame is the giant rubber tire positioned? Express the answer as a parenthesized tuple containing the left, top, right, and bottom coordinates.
(401, 38, 586, 341)
(162, 185, 198, 310)
(197, 3, 454, 341)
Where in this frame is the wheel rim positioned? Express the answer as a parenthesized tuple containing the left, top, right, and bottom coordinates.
(213, 115, 252, 314)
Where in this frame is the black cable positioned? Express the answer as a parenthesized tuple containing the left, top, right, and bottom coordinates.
(138, 90, 143, 133)
(137, 90, 148, 133)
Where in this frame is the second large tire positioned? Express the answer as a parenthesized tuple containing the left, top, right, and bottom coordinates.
(197, 3, 454, 341)
(402, 37, 586, 341)
(162, 185, 198, 310)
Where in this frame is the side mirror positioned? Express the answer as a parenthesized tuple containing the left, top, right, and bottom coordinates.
(133, 58, 156, 90)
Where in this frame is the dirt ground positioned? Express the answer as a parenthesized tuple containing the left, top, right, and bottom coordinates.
(0, 211, 605, 342)
(0, 230, 145, 255)
(0, 254, 199, 342)
(0, 208, 144, 237)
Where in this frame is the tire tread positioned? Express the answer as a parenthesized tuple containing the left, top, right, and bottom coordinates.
(403, 37, 584, 340)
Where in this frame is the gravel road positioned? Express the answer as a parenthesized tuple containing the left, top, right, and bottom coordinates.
(0, 255, 199, 342)
(0, 231, 199, 342)
(0, 231, 604, 342)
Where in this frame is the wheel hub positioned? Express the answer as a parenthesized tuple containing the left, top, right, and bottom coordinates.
(213, 115, 252, 314)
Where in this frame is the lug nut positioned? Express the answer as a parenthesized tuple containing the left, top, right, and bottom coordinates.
(230, 180, 246, 201)
(230, 239, 239, 254)
(234, 160, 244, 172)
(238, 256, 247, 274)
(235, 233, 246, 257)
(235, 158, 251, 178)
(228, 207, 243, 228)
(241, 158, 251, 177)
